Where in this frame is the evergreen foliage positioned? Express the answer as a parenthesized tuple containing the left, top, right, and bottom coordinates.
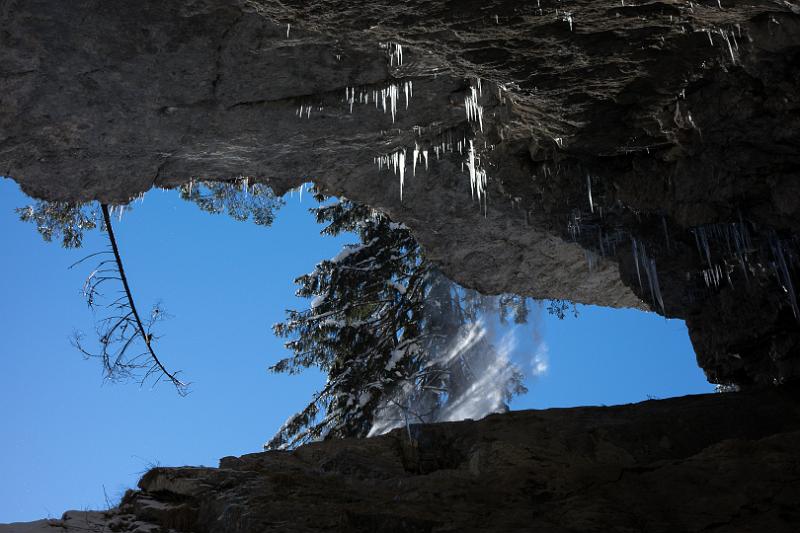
(16, 180, 283, 249)
(178, 179, 284, 226)
(267, 194, 531, 449)
(16, 201, 98, 248)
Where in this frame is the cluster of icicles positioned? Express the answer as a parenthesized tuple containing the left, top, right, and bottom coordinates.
(380, 41, 404, 68)
(295, 41, 411, 122)
(464, 82, 484, 132)
(701, 24, 744, 65)
(374, 137, 489, 210)
(295, 80, 413, 122)
(373, 78, 490, 210)
(344, 81, 413, 123)
(631, 237, 666, 315)
(691, 224, 799, 320)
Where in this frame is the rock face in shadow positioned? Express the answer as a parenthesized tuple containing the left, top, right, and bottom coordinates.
(4, 388, 800, 532)
(2, 0, 800, 385)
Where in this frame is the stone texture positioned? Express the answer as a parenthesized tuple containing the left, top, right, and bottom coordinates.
(4, 387, 800, 532)
(2, 0, 799, 383)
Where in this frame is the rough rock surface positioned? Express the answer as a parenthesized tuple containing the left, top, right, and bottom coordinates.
(2, 0, 800, 384)
(4, 387, 800, 532)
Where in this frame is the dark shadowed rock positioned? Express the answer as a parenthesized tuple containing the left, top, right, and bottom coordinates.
(4, 387, 800, 532)
(2, 2, 799, 383)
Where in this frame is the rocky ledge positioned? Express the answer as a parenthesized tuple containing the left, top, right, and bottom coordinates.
(2, 0, 800, 386)
(3, 387, 799, 532)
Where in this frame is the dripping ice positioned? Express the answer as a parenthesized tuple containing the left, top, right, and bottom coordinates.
(343, 81, 413, 123)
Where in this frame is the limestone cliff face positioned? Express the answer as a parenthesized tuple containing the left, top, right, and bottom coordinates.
(2, 0, 800, 384)
(3, 387, 800, 532)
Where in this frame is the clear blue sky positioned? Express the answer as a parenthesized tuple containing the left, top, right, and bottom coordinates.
(0, 176, 713, 522)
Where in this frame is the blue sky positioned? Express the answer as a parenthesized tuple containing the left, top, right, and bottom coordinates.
(0, 176, 713, 522)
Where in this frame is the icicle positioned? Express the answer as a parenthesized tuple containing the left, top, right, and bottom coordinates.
(586, 174, 594, 213)
(374, 82, 412, 123)
(412, 143, 419, 176)
(632, 238, 643, 292)
(346, 87, 354, 113)
(286, 23, 291, 38)
(464, 85, 484, 132)
(562, 11, 573, 31)
(632, 238, 665, 314)
(771, 235, 800, 320)
(693, 226, 713, 267)
(648, 256, 666, 314)
(721, 30, 737, 63)
(466, 140, 488, 211)
(468, 141, 476, 200)
(392, 42, 403, 67)
(399, 149, 406, 201)
(422, 150, 429, 170)
(375, 149, 408, 201)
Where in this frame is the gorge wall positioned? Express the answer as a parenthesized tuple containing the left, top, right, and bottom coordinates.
(2, 0, 800, 385)
(3, 387, 800, 532)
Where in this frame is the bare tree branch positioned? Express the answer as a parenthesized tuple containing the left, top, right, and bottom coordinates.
(72, 204, 188, 395)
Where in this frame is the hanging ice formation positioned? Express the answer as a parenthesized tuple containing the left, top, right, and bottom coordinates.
(288, 183, 306, 203)
(631, 238, 666, 314)
(561, 11, 574, 31)
(692, 222, 753, 284)
(107, 204, 128, 222)
(296, 104, 312, 118)
(690, 223, 798, 320)
(586, 174, 594, 213)
(374, 149, 407, 200)
(769, 235, 800, 320)
(430, 131, 472, 161)
(343, 81, 413, 122)
(700, 25, 742, 65)
(466, 140, 488, 211)
(374, 130, 489, 211)
(380, 42, 403, 67)
(464, 85, 484, 132)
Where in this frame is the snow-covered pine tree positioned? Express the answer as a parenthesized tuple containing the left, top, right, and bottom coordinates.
(16, 201, 98, 248)
(178, 179, 284, 226)
(267, 194, 529, 450)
